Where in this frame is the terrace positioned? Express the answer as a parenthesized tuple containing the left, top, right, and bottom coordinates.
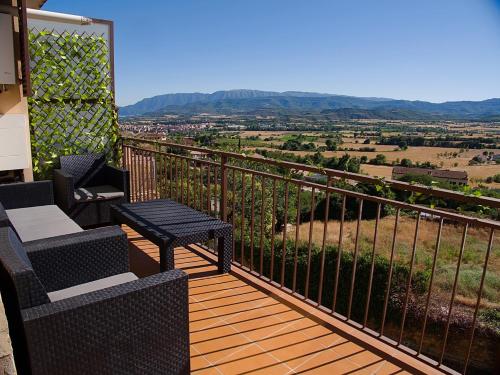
(0, 2, 498, 375)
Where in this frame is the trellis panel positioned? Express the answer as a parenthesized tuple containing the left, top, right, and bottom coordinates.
(27, 25, 117, 179)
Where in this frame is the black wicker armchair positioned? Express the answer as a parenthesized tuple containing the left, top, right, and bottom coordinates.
(54, 154, 130, 227)
(0, 226, 190, 375)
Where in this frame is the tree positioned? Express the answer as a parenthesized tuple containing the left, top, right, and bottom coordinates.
(400, 158, 412, 167)
(369, 154, 387, 165)
(325, 139, 338, 151)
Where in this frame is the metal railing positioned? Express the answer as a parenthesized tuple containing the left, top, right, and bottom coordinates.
(121, 136, 499, 375)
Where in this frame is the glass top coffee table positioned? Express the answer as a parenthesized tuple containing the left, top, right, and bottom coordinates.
(111, 199, 232, 273)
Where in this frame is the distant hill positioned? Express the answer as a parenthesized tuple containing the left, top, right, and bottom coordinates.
(119, 89, 500, 120)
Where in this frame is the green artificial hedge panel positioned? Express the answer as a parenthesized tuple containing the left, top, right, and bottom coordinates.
(28, 29, 118, 179)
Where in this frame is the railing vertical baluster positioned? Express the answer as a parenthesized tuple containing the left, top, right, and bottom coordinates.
(363, 202, 381, 327)
(158, 151, 162, 199)
(169, 155, 173, 199)
(332, 195, 346, 312)
(152, 151, 156, 199)
(292, 185, 302, 293)
(186, 159, 190, 206)
(143, 151, 148, 200)
(381, 208, 400, 336)
(439, 223, 468, 365)
(397, 212, 421, 345)
(147, 151, 153, 200)
(269, 178, 278, 281)
(207, 164, 211, 214)
(347, 199, 364, 320)
(158, 154, 167, 198)
(153, 150, 159, 199)
(317, 179, 331, 306)
(418, 218, 444, 354)
(304, 187, 316, 300)
(214, 166, 219, 217)
(174, 157, 179, 202)
(192, 161, 197, 207)
(163, 154, 168, 199)
(130, 148, 135, 201)
(259, 176, 266, 276)
(139, 150, 143, 201)
(249, 174, 256, 272)
(123, 145, 128, 195)
(162, 154, 167, 200)
(463, 228, 494, 373)
(156, 151, 161, 199)
(231, 168, 236, 260)
(134, 149, 140, 201)
(180, 159, 184, 204)
(137, 149, 142, 201)
(199, 163, 203, 211)
(280, 182, 289, 287)
(125, 146, 130, 200)
(240, 172, 246, 266)
(129, 148, 133, 199)
(220, 156, 228, 222)
(140, 151, 146, 201)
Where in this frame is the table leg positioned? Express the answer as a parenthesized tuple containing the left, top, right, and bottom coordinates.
(160, 242, 175, 272)
(217, 231, 232, 273)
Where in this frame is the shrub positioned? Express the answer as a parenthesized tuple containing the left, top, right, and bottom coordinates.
(237, 238, 429, 325)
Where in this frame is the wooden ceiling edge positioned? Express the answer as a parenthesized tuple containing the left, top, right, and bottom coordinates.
(25, 0, 45, 9)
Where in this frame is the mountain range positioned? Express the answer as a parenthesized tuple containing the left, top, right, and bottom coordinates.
(119, 90, 500, 120)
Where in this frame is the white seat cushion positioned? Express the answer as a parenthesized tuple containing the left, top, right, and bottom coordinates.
(48, 272, 138, 302)
(6, 205, 83, 242)
(74, 185, 124, 201)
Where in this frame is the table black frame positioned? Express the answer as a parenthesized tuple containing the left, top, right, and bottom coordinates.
(110, 199, 232, 273)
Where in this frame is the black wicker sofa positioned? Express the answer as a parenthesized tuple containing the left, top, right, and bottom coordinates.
(0, 180, 121, 245)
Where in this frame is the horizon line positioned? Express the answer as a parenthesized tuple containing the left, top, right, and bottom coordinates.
(118, 89, 499, 107)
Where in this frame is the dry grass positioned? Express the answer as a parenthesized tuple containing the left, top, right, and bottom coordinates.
(360, 164, 393, 179)
(284, 216, 500, 305)
(244, 144, 499, 187)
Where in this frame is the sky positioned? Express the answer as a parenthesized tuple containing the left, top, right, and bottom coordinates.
(43, 0, 500, 106)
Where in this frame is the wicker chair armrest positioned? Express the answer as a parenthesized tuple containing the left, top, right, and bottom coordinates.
(0, 202, 9, 227)
(103, 165, 130, 201)
(53, 169, 76, 212)
(22, 269, 190, 375)
(0, 181, 54, 209)
(24, 226, 129, 292)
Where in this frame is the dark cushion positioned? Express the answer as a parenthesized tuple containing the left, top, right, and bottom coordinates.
(60, 154, 106, 188)
(0, 227, 49, 309)
(74, 185, 125, 201)
(8, 228, 33, 269)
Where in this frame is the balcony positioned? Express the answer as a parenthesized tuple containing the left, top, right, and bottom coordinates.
(126, 225, 439, 374)
(120, 137, 500, 375)
(1, 4, 497, 374)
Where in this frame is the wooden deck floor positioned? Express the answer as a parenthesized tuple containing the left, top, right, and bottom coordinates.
(125, 226, 439, 375)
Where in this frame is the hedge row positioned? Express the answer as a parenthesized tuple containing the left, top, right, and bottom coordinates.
(235, 238, 429, 326)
